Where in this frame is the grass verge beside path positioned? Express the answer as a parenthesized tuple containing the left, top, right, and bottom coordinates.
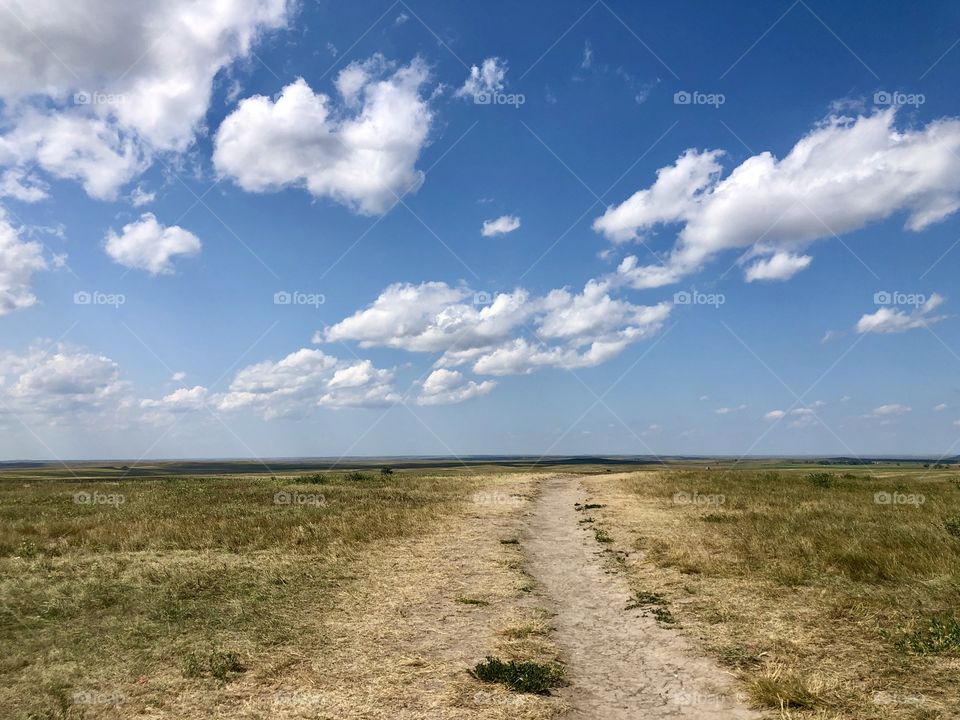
(0, 471, 479, 718)
(583, 468, 960, 720)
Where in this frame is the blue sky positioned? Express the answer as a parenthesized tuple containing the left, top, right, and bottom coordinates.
(1, 0, 959, 460)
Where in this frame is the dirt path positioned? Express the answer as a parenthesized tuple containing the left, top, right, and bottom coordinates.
(524, 476, 761, 719)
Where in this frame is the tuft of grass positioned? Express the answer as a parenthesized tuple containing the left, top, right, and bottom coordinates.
(182, 649, 245, 681)
(575, 502, 605, 511)
(901, 617, 960, 656)
(499, 538, 519, 545)
(470, 656, 564, 694)
(456, 596, 490, 607)
(500, 619, 550, 639)
(806, 472, 833, 488)
(749, 668, 823, 710)
(945, 515, 960, 537)
(594, 528, 613, 543)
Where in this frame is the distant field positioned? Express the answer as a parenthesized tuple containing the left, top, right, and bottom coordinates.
(0, 455, 949, 482)
(585, 466, 960, 719)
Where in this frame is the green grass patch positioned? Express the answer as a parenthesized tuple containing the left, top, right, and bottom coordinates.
(901, 617, 960, 656)
(471, 656, 564, 694)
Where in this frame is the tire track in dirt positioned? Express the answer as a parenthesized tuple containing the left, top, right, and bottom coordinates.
(524, 476, 762, 719)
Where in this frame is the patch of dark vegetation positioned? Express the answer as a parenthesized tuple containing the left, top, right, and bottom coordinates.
(651, 606, 677, 625)
(471, 656, 564, 694)
(344, 471, 374, 482)
(806, 472, 833, 488)
(900, 617, 960, 656)
(380, 466, 393, 476)
(575, 502, 605, 511)
(626, 590, 667, 609)
(499, 538, 519, 545)
(626, 589, 676, 625)
(299, 472, 327, 485)
(182, 649, 245, 681)
(594, 528, 613, 543)
(945, 516, 960, 538)
(456, 596, 490, 607)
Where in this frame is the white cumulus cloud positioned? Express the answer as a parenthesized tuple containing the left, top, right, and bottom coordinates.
(0, 343, 133, 423)
(0, 0, 294, 199)
(597, 109, 960, 287)
(214, 348, 399, 418)
(213, 56, 434, 215)
(321, 278, 671, 377)
(744, 251, 813, 282)
(104, 213, 201, 275)
(0, 209, 49, 315)
(417, 369, 496, 405)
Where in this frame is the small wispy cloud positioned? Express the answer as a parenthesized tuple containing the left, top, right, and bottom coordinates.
(481, 215, 521, 237)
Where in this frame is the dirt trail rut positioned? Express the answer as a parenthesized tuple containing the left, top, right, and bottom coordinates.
(524, 476, 761, 719)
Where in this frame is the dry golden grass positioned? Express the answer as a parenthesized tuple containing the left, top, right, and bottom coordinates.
(0, 470, 564, 719)
(583, 468, 960, 720)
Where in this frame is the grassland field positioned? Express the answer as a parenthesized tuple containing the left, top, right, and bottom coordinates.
(1, 461, 957, 719)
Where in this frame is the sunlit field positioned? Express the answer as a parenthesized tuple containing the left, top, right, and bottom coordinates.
(3, 461, 957, 719)
(583, 466, 960, 719)
(0, 469, 488, 718)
